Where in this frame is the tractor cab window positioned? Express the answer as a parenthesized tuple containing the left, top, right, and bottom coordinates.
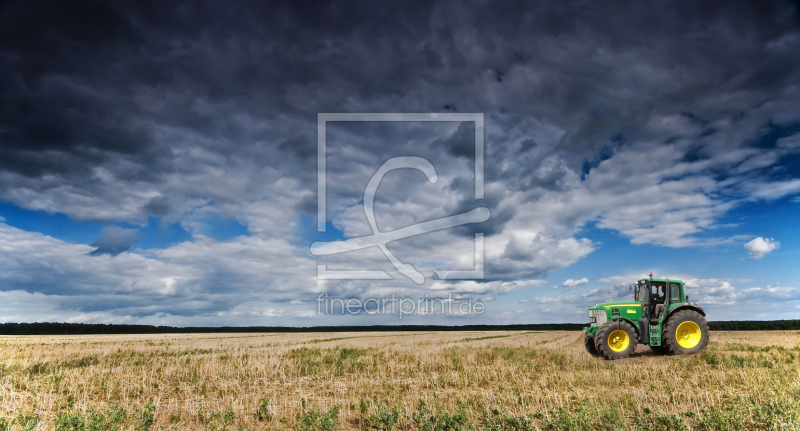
(651, 282, 667, 303)
(634, 281, 646, 302)
(670, 282, 682, 303)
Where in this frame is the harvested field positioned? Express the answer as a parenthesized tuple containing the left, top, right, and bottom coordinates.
(1, 330, 799, 430)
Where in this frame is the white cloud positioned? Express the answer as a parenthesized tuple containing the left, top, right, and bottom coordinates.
(685, 278, 800, 306)
(490, 234, 595, 279)
(0, 220, 321, 318)
(598, 274, 648, 287)
(744, 237, 780, 259)
(534, 284, 630, 307)
(65, 313, 135, 324)
(743, 179, 800, 201)
(562, 278, 588, 287)
(429, 279, 546, 296)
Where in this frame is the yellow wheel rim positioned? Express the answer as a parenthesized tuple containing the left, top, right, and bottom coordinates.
(607, 329, 629, 352)
(676, 321, 702, 349)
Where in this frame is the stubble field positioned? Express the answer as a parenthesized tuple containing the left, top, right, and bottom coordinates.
(1, 330, 799, 430)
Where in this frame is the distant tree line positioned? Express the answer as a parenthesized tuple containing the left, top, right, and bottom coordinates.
(0, 320, 798, 335)
(0, 322, 586, 335)
(708, 320, 800, 331)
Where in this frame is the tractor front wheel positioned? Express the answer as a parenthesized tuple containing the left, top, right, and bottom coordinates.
(584, 334, 601, 357)
(663, 310, 709, 355)
(595, 320, 637, 360)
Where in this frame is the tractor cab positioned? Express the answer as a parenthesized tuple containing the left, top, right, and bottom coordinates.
(632, 277, 686, 323)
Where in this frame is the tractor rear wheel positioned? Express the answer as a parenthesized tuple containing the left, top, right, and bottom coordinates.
(663, 310, 709, 355)
(595, 321, 637, 360)
(584, 334, 601, 357)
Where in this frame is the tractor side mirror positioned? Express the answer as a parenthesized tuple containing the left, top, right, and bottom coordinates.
(686, 295, 689, 302)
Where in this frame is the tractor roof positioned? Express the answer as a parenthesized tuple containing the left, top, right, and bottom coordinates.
(638, 278, 683, 283)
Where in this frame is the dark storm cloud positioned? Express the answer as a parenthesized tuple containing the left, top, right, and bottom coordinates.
(435, 122, 476, 159)
(142, 195, 172, 217)
(2, 0, 797, 207)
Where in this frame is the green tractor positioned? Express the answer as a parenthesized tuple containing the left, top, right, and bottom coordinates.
(584, 273, 709, 360)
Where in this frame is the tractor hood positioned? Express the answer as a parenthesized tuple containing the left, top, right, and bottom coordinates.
(589, 301, 642, 310)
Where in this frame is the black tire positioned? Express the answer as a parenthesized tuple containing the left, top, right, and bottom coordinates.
(595, 321, 638, 360)
(584, 334, 601, 357)
(649, 345, 667, 355)
(663, 310, 709, 355)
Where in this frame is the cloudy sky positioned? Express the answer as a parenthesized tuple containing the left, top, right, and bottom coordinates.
(1, 0, 799, 326)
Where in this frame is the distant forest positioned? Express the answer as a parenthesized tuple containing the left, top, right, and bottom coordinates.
(1, 320, 799, 335)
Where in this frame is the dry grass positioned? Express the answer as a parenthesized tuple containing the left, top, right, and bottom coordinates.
(1, 330, 799, 430)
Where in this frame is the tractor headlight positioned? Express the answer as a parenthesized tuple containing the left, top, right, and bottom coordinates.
(589, 317, 596, 323)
